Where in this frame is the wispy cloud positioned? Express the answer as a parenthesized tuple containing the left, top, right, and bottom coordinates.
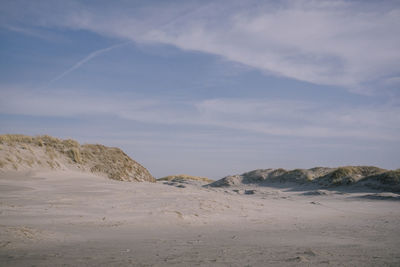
(48, 41, 130, 84)
(141, 0, 400, 93)
(3, 0, 398, 93)
(2, 25, 66, 42)
(1, 87, 399, 141)
(1, 0, 400, 175)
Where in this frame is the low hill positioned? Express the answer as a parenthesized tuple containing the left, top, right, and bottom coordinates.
(0, 134, 155, 182)
(157, 174, 214, 184)
(209, 166, 400, 192)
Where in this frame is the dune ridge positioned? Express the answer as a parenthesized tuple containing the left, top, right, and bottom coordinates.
(1, 135, 400, 266)
(157, 174, 214, 184)
(0, 134, 155, 182)
(210, 166, 400, 191)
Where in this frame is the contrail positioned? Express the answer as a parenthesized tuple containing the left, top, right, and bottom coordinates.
(48, 41, 131, 84)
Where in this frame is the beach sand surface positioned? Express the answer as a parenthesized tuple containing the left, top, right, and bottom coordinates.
(1, 170, 400, 266)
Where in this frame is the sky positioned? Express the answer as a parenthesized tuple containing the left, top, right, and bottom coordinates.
(0, 0, 399, 179)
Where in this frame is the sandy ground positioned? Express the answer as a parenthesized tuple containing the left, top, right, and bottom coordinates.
(1, 170, 400, 266)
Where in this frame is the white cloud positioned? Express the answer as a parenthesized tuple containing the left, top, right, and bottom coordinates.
(2, 0, 399, 93)
(195, 98, 400, 140)
(1, 87, 399, 141)
(145, 1, 400, 92)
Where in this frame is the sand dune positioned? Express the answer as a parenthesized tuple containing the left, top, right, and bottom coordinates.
(209, 166, 400, 192)
(1, 169, 400, 266)
(0, 134, 154, 182)
(1, 135, 400, 266)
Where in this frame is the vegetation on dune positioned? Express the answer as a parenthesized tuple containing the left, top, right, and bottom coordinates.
(158, 174, 214, 183)
(320, 166, 386, 186)
(241, 169, 272, 182)
(356, 169, 400, 192)
(0, 134, 155, 182)
(67, 147, 82, 164)
(209, 165, 399, 191)
(83, 144, 154, 182)
(281, 169, 312, 183)
(366, 170, 400, 185)
(2, 134, 398, 190)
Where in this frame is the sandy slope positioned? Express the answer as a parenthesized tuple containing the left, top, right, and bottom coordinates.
(0, 134, 155, 182)
(1, 170, 400, 266)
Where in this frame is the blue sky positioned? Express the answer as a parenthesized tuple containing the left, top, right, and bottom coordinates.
(0, 0, 399, 178)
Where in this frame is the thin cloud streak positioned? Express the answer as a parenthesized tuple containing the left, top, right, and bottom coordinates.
(48, 41, 131, 84)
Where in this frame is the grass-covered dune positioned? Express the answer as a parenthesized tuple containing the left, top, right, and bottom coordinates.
(157, 174, 214, 184)
(210, 166, 400, 192)
(0, 134, 155, 182)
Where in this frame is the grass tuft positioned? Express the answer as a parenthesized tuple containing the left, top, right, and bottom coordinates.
(67, 148, 82, 163)
(158, 174, 214, 183)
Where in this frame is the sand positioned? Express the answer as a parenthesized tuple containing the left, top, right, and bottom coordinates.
(0, 134, 155, 182)
(1, 170, 400, 266)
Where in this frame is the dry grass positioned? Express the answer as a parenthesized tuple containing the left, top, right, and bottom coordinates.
(83, 144, 155, 182)
(322, 166, 386, 185)
(0, 134, 155, 182)
(158, 174, 214, 183)
(0, 134, 35, 145)
(67, 148, 82, 163)
(45, 147, 57, 160)
(15, 155, 23, 164)
(371, 170, 400, 185)
(0, 134, 79, 150)
(47, 160, 55, 169)
(25, 158, 34, 167)
(210, 166, 399, 191)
